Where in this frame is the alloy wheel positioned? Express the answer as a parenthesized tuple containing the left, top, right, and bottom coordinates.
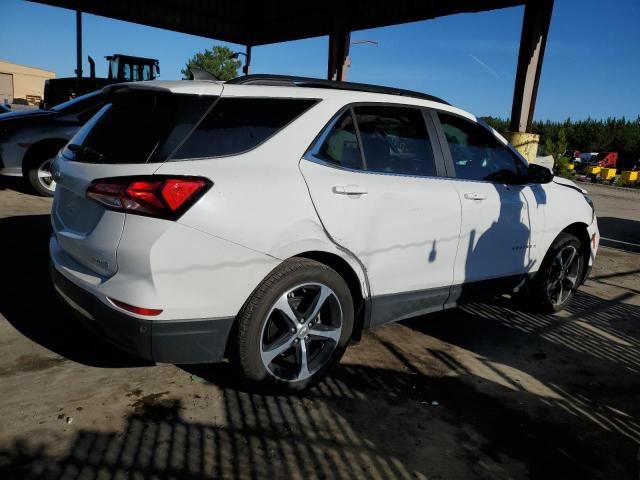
(259, 283, 342, 382)
(37, 158, 56, 193)
(547, 245, 580, 307)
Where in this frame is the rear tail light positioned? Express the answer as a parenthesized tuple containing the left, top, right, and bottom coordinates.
(87, 176, 211, 220)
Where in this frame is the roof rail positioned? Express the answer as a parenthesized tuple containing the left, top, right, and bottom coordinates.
(227, 74, 449, 105)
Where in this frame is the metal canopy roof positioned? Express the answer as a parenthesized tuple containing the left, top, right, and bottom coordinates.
(29, 0, 524, 46)
(28, 0, 551, 136)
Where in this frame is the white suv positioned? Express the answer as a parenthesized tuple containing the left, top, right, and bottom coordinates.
(50, 75, 599, 391)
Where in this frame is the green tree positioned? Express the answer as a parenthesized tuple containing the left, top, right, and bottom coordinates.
(181, 45, 240, 81)
(544, 128, 568, 159)
(544, 129, 571, 176)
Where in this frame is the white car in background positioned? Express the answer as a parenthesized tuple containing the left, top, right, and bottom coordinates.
(50, 75, 599, 391)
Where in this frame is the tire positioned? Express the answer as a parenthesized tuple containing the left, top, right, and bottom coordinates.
(26, 155, 57, 197)
(527, 232, 584, 313)
(233, 257, 354, 393)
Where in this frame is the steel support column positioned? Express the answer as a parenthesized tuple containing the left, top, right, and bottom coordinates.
(327, 30, 351, 81)
(243, 45, 252, 76)
(509, 0, 554, 133)
(75, 9, 82, 79)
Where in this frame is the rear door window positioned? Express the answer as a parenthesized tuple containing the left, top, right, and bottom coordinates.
(309, 105, 437, 177)
(172, 97, 318, 160)
(314, 110, 362, 169)
(353, 105, 436, 177)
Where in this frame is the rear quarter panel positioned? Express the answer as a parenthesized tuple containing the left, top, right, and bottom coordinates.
(153, 96, 371, 304)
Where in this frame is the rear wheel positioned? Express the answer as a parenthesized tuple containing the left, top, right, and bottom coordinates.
(234, 258, 353, 392)
(527, 233, 584, 313)
(26, 155, 57, 197)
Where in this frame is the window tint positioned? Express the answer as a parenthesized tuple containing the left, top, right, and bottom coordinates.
(173, 98, 317, 159)
(438, 113, 527, 183)
(63, 91, 213, 164)
(315, 110, 362, 169)
(354, 106, 436, 177)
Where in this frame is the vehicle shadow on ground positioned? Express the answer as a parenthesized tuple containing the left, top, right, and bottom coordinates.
(0, 176, 31, 195)
(0, 214, 149, 368)
(2, 214, 639, 478)
(2, 292, 640, 480)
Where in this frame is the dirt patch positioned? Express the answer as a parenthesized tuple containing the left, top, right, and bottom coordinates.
(125, 388, 144, 398)
(128, 391, 180, 422)
(129, 391, 171, 412)
(0, 353, 67, 377)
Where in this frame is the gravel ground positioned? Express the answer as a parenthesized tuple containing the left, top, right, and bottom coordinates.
(0, 179, 638, 479)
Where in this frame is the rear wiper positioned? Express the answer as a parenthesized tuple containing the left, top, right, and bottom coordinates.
(67, 144, 105, 163)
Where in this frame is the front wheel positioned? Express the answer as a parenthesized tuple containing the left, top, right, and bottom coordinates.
(528, 232, 584, 313)
(233, 258, 354, 393)
(27, 156, 57, 197)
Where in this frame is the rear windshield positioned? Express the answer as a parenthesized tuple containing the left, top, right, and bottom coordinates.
(171, 97, 318, 160)
(62, 90, 214, 164)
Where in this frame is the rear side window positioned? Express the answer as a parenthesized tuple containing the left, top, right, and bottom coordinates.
(63, 91, 213, 164)
(438, 113, 527, 183)
(172, 98, 317, 160)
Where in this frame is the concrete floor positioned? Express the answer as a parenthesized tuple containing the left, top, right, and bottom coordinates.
(0, 179, 638, 479)
(582, 182, 640, 252)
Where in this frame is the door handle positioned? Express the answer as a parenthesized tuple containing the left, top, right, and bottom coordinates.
(332, 185, 368, 196)
(463, 192, 487, 201)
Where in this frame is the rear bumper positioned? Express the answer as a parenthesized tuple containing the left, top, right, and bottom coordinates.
(50, 263, 235, 364)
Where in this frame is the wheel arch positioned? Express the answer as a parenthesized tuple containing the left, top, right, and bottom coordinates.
(224, 248, 369, 359)
(559, 221, 591, 285)
(294, 250, 367, 340)
(22, 137, 68, 174)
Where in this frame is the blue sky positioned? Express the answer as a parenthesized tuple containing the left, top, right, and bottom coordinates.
(1, 0, 638, 120)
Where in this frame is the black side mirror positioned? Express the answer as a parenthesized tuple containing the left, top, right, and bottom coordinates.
(528, 163, 554, 184)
